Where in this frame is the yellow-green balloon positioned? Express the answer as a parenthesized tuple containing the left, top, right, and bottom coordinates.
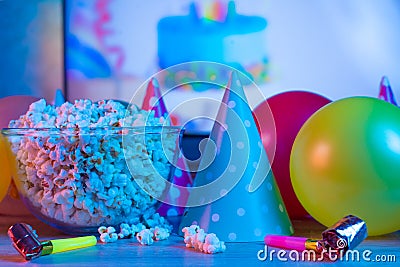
(290, 97, 400, 236)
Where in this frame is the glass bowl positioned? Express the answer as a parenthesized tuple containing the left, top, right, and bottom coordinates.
(1, 126, 182, 235)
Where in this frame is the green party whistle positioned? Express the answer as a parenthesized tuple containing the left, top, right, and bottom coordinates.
(8, 223, 97, 261)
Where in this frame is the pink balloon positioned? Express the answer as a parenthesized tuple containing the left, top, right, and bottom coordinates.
(254, 91, 331, 218)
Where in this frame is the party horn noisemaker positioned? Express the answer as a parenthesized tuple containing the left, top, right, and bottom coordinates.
(265, 215, 367, 254)
(8, 223, 97, 261)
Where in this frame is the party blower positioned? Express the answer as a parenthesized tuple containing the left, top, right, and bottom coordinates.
(264, 215, 367, 256)
(8, 223, 97, 261)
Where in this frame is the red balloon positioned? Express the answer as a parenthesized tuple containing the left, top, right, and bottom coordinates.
(254, 91, 331, 218)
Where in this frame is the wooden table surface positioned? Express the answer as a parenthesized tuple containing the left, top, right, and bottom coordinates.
(0, 214, 399, 266)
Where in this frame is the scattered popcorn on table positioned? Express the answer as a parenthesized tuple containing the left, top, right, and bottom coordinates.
(182, 225, 200, 247)
(7, 99, 178, 228)
(143, 212, 173, 232)
(116, 222, 145, 239)
(153, 226, 170, 241)
(136, 229, 154, 246)
(97, 214, 172, 245)
(182, 225, 226, 254)
(118, 223, 133, 239)
(98, 226, 108, 234)
(202, 233, 226, 254)
(98, 226, 118, 243)
(130, 223, 146, 236)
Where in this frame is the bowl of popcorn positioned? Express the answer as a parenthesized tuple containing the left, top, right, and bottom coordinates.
(1, 99, 183, 234)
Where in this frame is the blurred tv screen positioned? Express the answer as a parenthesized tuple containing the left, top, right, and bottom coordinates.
(64, 0, 400, 132)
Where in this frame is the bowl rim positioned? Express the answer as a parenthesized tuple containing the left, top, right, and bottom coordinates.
(1, 125, 183, 136)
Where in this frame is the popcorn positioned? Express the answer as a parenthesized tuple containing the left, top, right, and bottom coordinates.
(130, 223, 146, 235)
(7, 99, 178, 228)
(153, 226, 170, 241)
(98, 226, 118, 243)
(192, 228, 206, 251)
(203, 233, 226, 254)
(182, 225, 226, 254)
(98, 215, 172, 245)
(118, 223, 133, 239)
(182, 225, 200, 247)
(136, 229, 154, 246)
(143, 213, 173, 232)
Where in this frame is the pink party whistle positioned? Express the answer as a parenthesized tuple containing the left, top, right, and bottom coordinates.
(264, 215, 367, 255)
(264, 235, 323, 253)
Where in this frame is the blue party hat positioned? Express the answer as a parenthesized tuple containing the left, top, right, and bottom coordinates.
(54, 89, 65, 107)
(179, 71, 293, 242)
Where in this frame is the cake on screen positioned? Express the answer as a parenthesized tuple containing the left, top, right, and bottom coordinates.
(157, 1, 269, 85)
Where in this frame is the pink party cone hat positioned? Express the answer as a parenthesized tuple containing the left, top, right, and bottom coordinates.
(378, 76, 398, 106)
(140, 78, 193, 216)
(179, 71, 293, 241)
(157, 155, 194, 217)
(142, 78, 168, 118)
